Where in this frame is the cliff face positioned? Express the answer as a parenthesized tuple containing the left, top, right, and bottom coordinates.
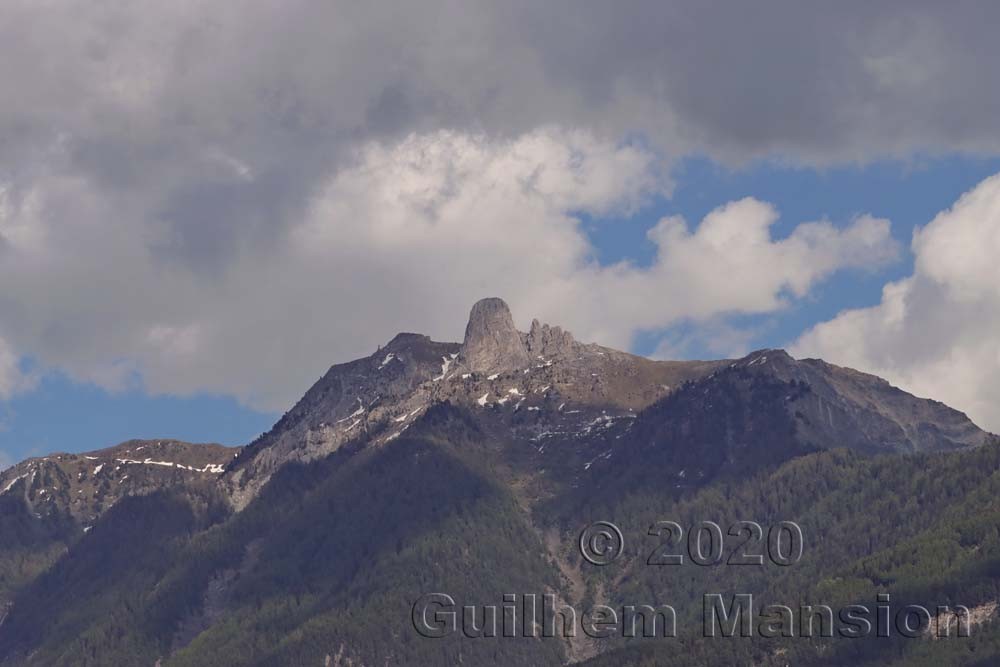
(459, 297, 532, 373)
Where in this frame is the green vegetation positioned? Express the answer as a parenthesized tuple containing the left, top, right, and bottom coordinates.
(0, 493, 77, 607)
(1, 401, 998, 666)
(581, 442, 1000, 666)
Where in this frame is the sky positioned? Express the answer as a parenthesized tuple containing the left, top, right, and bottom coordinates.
(3, 2, 1000, 466)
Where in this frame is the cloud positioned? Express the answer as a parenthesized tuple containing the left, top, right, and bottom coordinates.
(0, 1, 984, 413)
(651, 319, 770, 361)
(0, 336, 36, 401)
(793, 173, 1000, 433)
(0, 129, 898, 411)
(2, 3, 1000, 198)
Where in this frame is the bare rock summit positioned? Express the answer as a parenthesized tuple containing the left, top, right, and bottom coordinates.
(525, 318, 577, 358)
(460, 297, 532, 373)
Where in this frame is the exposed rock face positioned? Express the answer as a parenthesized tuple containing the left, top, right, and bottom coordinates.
(225, 331, 461, 508)
(525, 318, 577, 358)
(0, 439, 236, 524)
(748, 350, 993, 452)
(459, 297, 531, 373)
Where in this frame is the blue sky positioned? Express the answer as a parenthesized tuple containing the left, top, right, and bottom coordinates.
(0, 380, 273, 461)
(2, 154, 999, 462)
(614, 155, 1000, 357)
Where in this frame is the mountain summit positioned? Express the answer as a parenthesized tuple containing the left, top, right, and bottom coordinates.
(459, 297, 532, 372)
(222, 297, 991, 508)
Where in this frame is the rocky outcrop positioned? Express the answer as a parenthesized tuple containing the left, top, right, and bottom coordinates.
(459, 297, 531, 373)
(525, 318, 577, 358)
(225, 330, 462, 508)
(0, 439, 236, 524)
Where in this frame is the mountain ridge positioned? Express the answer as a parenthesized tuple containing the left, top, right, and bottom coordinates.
(3, 298, 990, 515)
(223, 298, 734, 506)
(223, 298, 991, 508)
(0, 439, 236, 524)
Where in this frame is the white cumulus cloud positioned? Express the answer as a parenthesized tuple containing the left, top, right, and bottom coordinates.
(794, 173, 1000, 432)
(0, 129, 899, 411)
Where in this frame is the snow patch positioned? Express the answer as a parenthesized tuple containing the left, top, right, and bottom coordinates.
(336, 400, 366, 423)
(114, 458, 226, 474)
(432, 355, 455, 381)
(2, 474, 27, 494)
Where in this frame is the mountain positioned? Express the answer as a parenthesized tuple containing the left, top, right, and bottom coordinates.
(0, 298, 997, 666)
(0, 440, 235, 525)
(0, 440, 236, 628)
(225, 297, 728, 507)
(227, 298, 987, 508)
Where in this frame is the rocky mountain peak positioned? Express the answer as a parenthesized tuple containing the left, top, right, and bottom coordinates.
(383, 332, 431, 350)
(225, 299, 993, 510)
(525, 318, 577, 357)
(0, 439, 236, 524)
(459, 297, 531, 372)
